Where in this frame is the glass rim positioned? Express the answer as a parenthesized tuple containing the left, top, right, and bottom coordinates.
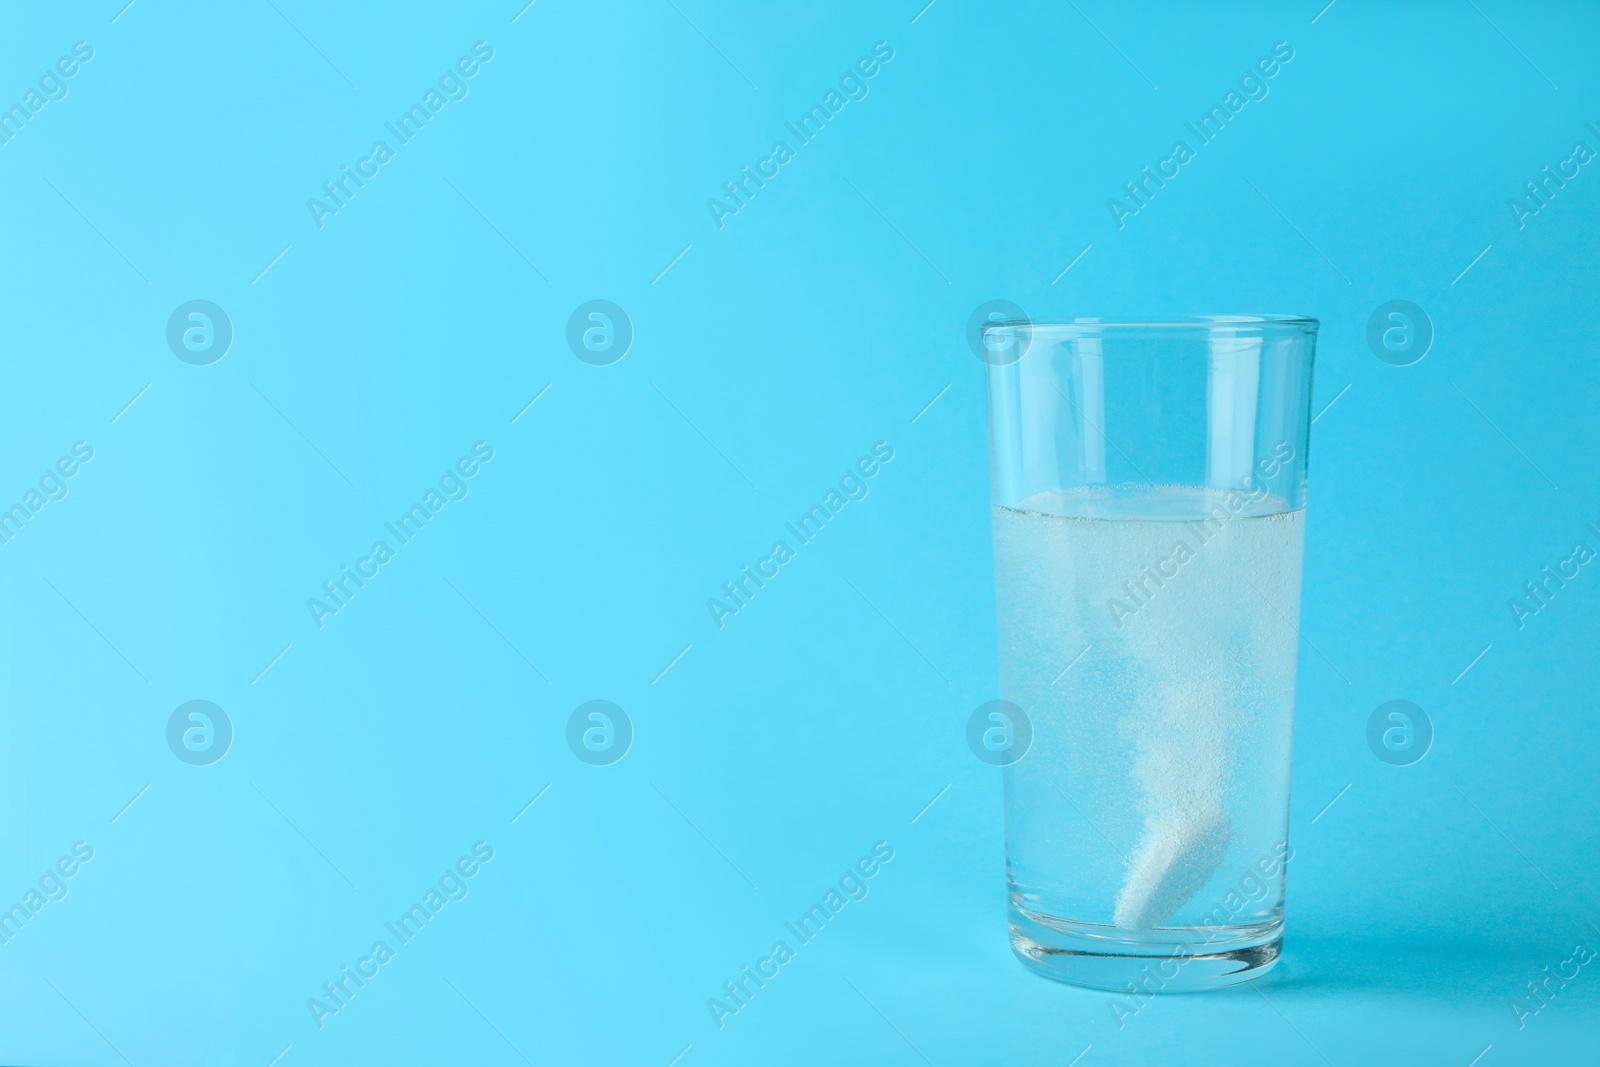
(981, 314, 1319, 333)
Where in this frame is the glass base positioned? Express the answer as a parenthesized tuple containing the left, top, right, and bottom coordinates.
(1009, 902, 1282, 992)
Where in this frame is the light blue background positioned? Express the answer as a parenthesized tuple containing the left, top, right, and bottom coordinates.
(2, 1, 1598, 1064)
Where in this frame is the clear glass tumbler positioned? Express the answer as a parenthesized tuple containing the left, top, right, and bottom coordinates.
(982, 315, 1317, 991)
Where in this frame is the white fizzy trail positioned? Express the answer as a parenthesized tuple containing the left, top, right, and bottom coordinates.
(1113, 679, 1233, 928)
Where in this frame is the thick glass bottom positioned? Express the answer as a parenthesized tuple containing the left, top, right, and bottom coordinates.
(1009, 901, 1282, 992)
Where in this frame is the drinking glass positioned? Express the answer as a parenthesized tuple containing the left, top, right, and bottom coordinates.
(982, 315, 1317, 991)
